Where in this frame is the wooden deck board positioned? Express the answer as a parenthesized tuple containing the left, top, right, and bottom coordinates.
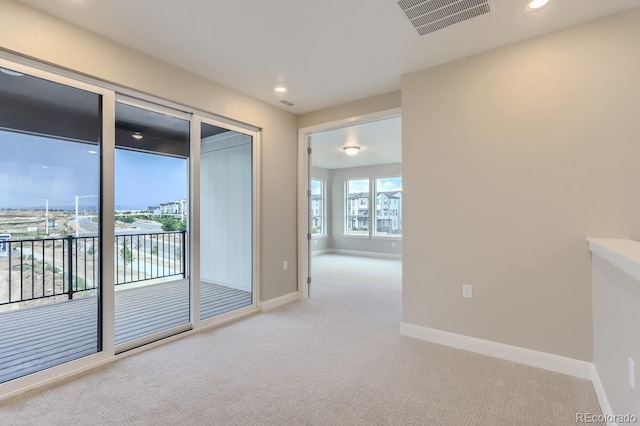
(0, 281, 251, 383)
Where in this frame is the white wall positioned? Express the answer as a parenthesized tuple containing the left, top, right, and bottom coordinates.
(402, 8, 640, 361)
(201, 132, 252, 291)
(592, 254, 640, 418)
(0, 0, 298, 301)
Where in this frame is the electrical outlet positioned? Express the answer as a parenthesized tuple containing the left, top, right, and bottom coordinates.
(391, 242, 396, 248)
(283, 261, 288, 271)
(630, 358, 636, 391)
(462, 284, 473, 299)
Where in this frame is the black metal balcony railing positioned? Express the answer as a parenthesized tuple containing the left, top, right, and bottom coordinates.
(0, 231, 186, 306)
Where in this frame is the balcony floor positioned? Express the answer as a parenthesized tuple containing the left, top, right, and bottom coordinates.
(0, 281, 252, 384)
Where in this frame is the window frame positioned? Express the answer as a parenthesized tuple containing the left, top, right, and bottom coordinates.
(344, 178, 371, 238)
(343, 175, 402, 239)
(373, 175, 402, 238)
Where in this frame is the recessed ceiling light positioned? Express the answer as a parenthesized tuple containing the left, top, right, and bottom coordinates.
(343, 146, 361, 156)
(88, 150, 98, 154)
(527, 0, 550, 11)
(132, 132, 143, 140)
(0, 68, 24, 77)
(274, 85, 287, 94)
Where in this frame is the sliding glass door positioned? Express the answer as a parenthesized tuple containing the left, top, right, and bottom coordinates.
(0, 57, 259, 387)
(198, 122, 254, 320)
(113, 99, 190, 349)
(0, 64, 104, 383)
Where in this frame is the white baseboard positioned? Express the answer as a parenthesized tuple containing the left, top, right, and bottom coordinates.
(312, 249, 331, 256)
(330, 249, 402, 260)
(259, 291, 299, 312)
(591, 366, 618, 426)
(399, 322, 592, 380)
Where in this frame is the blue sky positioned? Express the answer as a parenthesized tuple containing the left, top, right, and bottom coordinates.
(347, 177, 402, 194)
(0, 131, 186, 209)
(115, 149, 187, 210)
(311, 179, 322, 195)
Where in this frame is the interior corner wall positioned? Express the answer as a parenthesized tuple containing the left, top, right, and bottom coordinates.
(0, 0, 299, 302)
(401, 8, 640, 361)
(329, 164, 402, 256)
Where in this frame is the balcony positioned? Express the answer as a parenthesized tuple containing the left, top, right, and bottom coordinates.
(0, 232, 252, 384)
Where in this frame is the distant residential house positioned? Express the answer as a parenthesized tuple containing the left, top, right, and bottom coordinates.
(375, 191, 402, 234)
(347, 192, 369, 231)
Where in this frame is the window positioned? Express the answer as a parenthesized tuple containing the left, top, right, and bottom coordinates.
(344, 176, 402, 238)
(374, 177, 402, 236)
(310, 179, 325, 235)
(345, 179, 370, 235)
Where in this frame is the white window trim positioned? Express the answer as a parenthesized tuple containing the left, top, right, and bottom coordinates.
(343, 175, 402, 239)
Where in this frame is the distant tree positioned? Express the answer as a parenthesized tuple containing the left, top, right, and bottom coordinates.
(116, 216, 135, 224)
(119, 241, 134, 264)
(160, 217, 179, 232)
(159, 217, 186, 232)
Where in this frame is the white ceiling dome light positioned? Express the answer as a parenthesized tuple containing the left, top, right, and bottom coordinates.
(528, 0, 551, 11)
(342, 146, 361, 156)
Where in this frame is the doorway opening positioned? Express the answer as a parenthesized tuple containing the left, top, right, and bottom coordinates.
(298, 110, 402, 300)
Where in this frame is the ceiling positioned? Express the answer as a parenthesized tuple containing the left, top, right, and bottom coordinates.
(311, 116, 401, 169)
(17, 0, 640, 114)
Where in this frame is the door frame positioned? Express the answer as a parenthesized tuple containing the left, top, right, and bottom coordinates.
(112, 95, 193, 354)
(296, 107, 401, 300)
(190, 115, 261, 329)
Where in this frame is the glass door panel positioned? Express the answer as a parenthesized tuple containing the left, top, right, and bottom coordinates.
(0, 66, 102, 382)
(199, 123, 253, 320)
(114, 101, 190, 347)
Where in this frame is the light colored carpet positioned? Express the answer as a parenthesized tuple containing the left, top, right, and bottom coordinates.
(0, 254, 602, 425)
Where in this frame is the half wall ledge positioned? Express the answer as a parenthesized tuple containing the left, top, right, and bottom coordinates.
(587, 238, 640, 282)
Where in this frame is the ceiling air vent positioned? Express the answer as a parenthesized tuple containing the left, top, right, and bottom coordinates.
(397, 0, 492, 36)
(279, 99, 295, 107)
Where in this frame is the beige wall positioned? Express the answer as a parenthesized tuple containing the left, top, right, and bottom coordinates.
(0, 0, 298, 301)
(402, 8, 640, 361)
(592, 255, 640, 417)
(298, 91, 401, 129)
